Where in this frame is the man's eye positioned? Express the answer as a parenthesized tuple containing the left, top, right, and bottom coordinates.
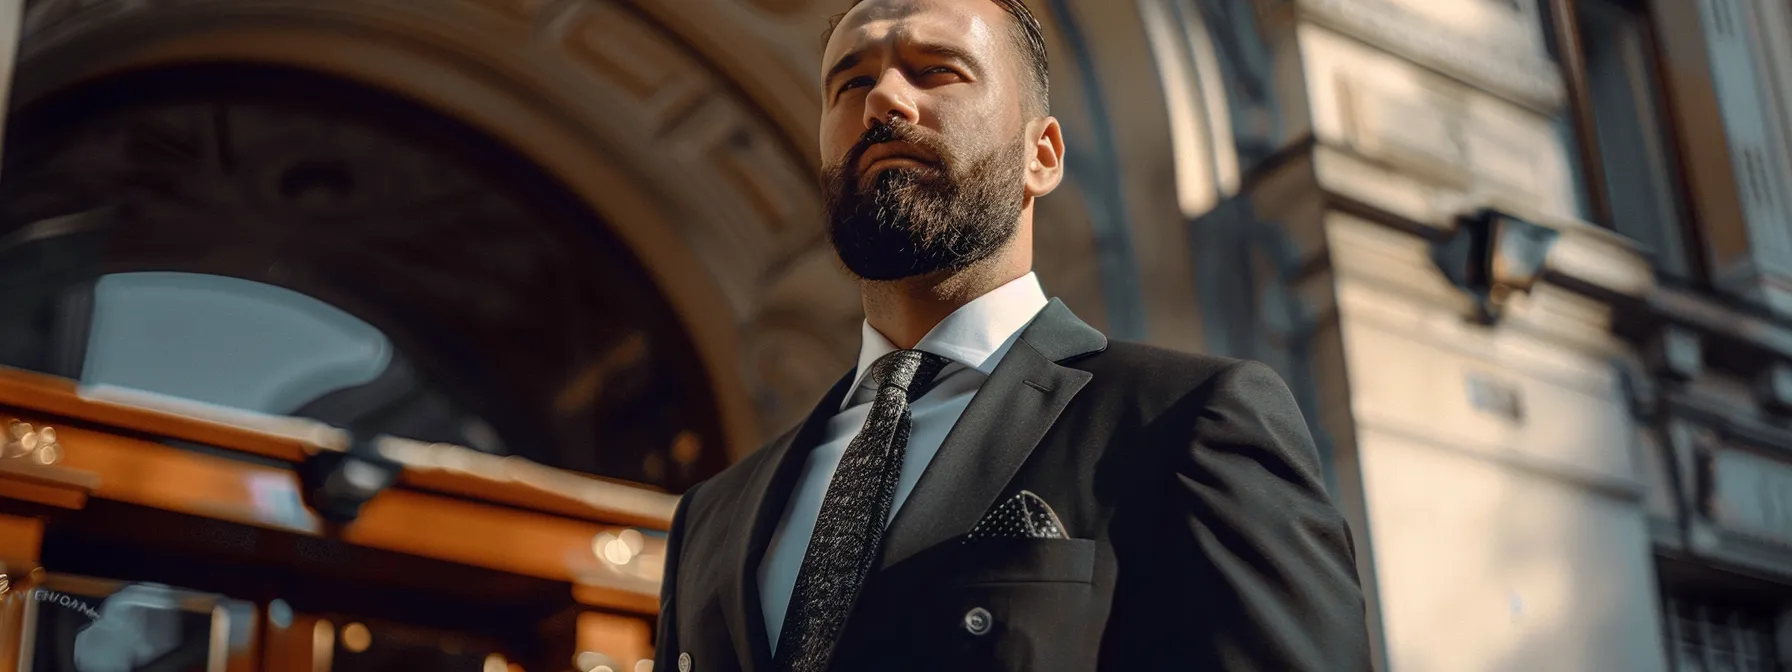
(839, 76, 873, 94)
(920, 67, 955, 77)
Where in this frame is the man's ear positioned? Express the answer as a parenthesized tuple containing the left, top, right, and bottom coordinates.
(1024, 116, 1065, 198)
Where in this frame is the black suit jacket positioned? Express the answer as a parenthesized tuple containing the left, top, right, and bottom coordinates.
(654, 299, 1370, 671)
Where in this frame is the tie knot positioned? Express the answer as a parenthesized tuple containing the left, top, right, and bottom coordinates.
(867, 349, 950, 401)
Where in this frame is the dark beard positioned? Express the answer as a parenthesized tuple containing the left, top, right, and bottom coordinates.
(822, 120, 1028, 281)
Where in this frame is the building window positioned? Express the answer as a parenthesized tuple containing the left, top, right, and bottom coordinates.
(1543, 0, 1700, 281)
(1662, 594, 1782, 672)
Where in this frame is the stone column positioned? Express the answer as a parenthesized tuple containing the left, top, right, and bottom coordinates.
(1187, 0, 1670, 669)
(0, 0, 21, 171)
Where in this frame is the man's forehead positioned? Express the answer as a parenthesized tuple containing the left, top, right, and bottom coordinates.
(823, 0, 999, 66)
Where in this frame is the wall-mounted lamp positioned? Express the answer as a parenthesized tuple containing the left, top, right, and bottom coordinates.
(297, 436, 401, 523)
(1430, 208, 1561, 324)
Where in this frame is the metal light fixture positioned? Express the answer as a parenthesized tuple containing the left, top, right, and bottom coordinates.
(1430, 207, 1562, 324)
(297, 435, 401, 523)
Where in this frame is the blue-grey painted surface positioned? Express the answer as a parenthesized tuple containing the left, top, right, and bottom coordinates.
(1046, 0, 1148, 341)
(84, 271, 393, 414)
(1185, 0, 1285, 171)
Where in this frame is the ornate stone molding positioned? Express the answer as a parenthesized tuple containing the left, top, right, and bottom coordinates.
(1651, 413, 1792, 580)
(1295, 0, 1565, 111)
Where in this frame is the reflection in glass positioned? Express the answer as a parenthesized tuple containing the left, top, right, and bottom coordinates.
(25, 577, 251, 672)
(84, 272, 391, 414)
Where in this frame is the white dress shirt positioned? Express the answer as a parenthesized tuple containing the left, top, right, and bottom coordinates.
(757, 271, 1050, 650)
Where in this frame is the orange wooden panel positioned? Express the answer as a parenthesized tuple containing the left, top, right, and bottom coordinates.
(344, 489, 617, 583)
(0, 585, 24, 672)
(395, 463, 676, 531)
(0, 373, 678, 531)
(0, 367, 329, 464)
(0, 477, 86, 512)
(0, 460, 98, 512)
(0, 462, 99, 493)
(576, 611, 654, 671)
(52, 421, 322, 535)
(0, 514, 43, 566)
(22, 416, 656, 606)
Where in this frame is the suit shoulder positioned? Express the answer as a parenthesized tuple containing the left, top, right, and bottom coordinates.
(1071, 342, 1300, 426)
(1077, 341, 1242, 389)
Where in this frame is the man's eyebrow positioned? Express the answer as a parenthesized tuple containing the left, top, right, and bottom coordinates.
(824, 50, 864, 92)
(912, 42, 980, 70)
(822, 42, 984, 91)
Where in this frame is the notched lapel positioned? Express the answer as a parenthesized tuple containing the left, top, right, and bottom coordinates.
(721, 370, 856, 672)
(878, 299, 1106, 571)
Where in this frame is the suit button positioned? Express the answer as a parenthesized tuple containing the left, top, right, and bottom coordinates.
(963, 607, 993, 636)
(678, 652, 692, 672)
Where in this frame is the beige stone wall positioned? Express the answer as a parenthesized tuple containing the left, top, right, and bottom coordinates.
(1235, 0, 1673, 669)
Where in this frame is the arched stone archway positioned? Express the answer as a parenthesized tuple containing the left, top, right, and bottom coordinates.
(11, 0, 877, 462)
(6, 0, 1242, 468)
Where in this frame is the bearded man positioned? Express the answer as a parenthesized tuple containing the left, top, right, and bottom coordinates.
(653, 1, 1371, 670)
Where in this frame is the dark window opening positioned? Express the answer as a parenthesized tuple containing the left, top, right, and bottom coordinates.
(1543, 0, 1702, 282)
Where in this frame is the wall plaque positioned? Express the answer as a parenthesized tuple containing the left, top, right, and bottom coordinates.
(1466, 372, 1525, 423)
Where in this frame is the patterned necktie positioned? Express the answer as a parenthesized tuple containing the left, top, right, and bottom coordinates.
(772, 348, 950, 672)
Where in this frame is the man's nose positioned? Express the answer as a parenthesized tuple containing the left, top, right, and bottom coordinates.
(862, 69, 920, 130)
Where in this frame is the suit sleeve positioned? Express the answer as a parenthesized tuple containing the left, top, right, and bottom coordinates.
(1167, 360, 1371, 671)
(654, 482, 699, 670)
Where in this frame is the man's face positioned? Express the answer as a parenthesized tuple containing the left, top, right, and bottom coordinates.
(819, 0, 1034, 281)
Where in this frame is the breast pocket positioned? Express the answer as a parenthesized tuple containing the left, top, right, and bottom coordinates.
(926, 539, 1103, 672)
(947, 538, 1097, 586)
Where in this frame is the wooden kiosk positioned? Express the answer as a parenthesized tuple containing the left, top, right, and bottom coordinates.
(0, 367, 674, 672)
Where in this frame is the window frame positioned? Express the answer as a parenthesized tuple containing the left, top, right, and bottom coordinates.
(1544, 0, 1711, 282)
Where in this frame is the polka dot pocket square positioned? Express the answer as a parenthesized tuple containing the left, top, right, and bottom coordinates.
(965, 490, 1068, 541)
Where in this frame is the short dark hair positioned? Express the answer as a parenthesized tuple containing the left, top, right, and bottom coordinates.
(824, 0, 1051, 116)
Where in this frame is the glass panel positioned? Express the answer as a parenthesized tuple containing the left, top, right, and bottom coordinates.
(25, 576, 255, 672)
(83, 271, 392, 415)
(1544, 0, 1696, 279)
(1576, 0, 1697, 280)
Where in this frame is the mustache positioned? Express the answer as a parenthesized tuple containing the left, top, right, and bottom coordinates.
(840, 119, 949, 180)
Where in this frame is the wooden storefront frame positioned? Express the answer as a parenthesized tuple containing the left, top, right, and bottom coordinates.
(0, 365, 677, 670)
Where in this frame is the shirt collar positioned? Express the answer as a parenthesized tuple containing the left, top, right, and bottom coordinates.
(845, 272, 1049, 401)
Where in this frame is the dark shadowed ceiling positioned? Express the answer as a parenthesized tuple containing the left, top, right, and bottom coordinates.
(0, 63, 728, 491)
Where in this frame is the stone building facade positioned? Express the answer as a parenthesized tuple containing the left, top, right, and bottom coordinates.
(1, 0, 1790, 669)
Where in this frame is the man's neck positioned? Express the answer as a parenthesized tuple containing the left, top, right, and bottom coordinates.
(860, 250, 1030, 350)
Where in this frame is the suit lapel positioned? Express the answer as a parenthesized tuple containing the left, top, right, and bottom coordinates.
(878, 299, 1107, 571)
(722, 370, 856, 672)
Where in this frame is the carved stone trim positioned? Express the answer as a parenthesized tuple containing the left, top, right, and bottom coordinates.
(1664, 394, 1792, 464)
(1295, 0, 1565, 111)
(1650, 389, 1792, 580)
(0, 0, 22, 164)
(1612, 284, 1792, 396)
